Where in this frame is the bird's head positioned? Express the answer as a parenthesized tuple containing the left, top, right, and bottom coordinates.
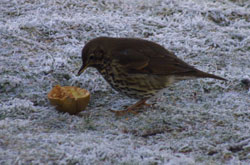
(77, 37, 107, 76)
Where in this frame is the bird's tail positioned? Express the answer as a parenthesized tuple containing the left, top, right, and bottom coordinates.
(193, 70, 227, 81)
(175, 69, 227, 81)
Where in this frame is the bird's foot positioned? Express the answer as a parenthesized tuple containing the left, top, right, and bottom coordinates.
(110, 99, 150, 116)
(143, 102, 152, 107)
(110, 108, 140, 116)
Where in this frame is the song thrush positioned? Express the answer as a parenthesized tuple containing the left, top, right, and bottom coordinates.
(78, 37, 226, 115)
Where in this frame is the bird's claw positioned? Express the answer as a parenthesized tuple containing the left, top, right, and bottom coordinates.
(109, 108, 140, 116)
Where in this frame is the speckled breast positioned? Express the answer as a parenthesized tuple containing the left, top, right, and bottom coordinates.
(97, 63, 163, 99)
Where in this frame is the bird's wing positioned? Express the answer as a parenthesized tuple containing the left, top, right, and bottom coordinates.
(112, 49, 150, 70)
(111, 48, 196, 75)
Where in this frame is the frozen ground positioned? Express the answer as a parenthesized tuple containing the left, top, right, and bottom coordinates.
(0, 0, 250, 164)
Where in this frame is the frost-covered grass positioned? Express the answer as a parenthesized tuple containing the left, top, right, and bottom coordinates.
(0, 0, 250, 164)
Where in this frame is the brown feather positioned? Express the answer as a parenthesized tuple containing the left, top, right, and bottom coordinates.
(112, 49, 149, 70)
(109, 38, 196, 75)
(103, 37, 226, 80)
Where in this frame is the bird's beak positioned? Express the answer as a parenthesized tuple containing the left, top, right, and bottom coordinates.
(77, 64, 88, 76)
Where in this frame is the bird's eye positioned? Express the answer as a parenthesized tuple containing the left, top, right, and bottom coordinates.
(89, 56, 94, 60)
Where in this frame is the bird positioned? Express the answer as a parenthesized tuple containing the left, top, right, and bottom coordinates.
(77, 37, 227, 115)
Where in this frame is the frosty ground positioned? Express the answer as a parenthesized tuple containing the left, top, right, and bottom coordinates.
(0, 0, 249, 164)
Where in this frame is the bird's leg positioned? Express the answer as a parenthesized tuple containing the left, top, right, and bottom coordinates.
(110, 98, 150, 116)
